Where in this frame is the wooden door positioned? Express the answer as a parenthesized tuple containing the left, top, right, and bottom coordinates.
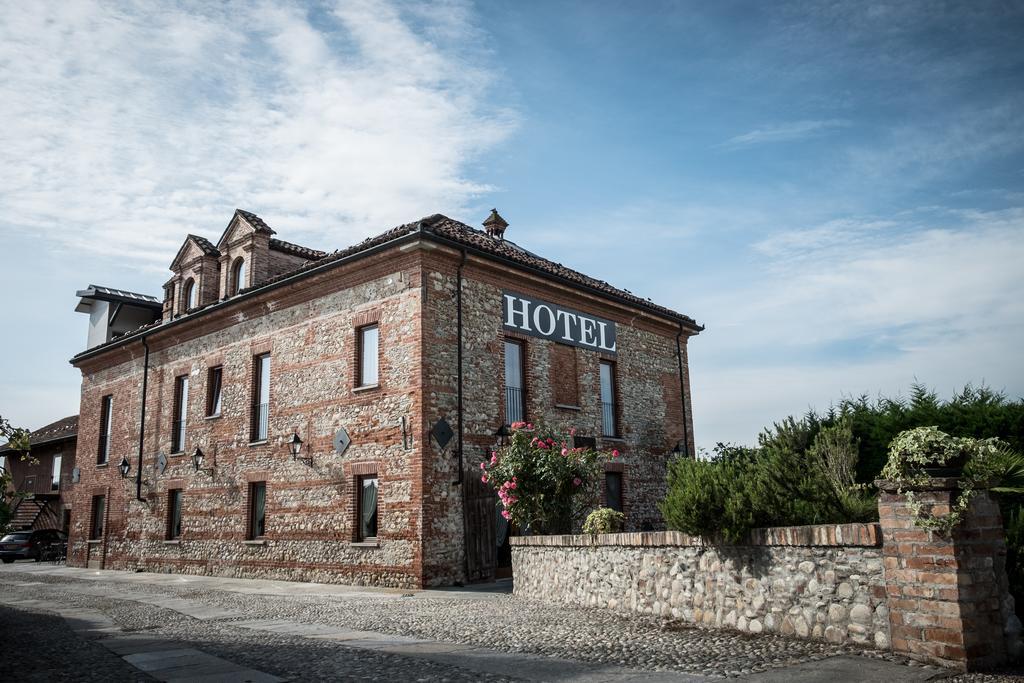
(463, 467, 497, 583)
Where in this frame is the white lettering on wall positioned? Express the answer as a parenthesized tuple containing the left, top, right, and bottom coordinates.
(532, 304, 557, 336)
(502, 291, 617, 356)
(503, 293, 532, 332)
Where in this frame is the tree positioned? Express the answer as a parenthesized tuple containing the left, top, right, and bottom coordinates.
(0, 415, 32, 532)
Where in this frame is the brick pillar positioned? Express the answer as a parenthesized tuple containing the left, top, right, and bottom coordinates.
(878, 479, 1020, 670)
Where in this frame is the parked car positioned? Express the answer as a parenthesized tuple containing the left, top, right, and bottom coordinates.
(0, 529, 65, 563)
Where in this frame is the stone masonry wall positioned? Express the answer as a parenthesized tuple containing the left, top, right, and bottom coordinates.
(69, 251, 426, 588)
(512, 525, 889, 649)
(418, 249, 696, 585)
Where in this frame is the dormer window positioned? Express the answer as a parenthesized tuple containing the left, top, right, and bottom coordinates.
(182, 278, 197, 312)
(231, 258, 246, 296)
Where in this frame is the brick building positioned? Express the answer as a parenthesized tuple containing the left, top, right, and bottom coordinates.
(67, 209, 701, 587)
(1, 415, 78, 533)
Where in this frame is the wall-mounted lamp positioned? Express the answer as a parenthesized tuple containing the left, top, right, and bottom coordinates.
(494, 424, 510, 447)
(671, 440, 688, 458)
(118, 455, 131, 479)
(192, 446, 214, 475)
(290, 431, 312, 466)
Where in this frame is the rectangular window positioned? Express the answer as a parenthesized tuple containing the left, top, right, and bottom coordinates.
(605, 472, 624, 512)
(97, 395, 113, 464)
(251, 354, 270, 442)
(600, 361, 618, 437)
(206, 366, 223, 417)
(358, 324, 379, 387)
(358, 475, 379, 541)
(504, 339, 525, 425)
(248, 482, 266, 539)
(171, 375, 189, 453)
(167, 489, 183, 540)
(90, 495, 106, 540)
(51, 453, 62, 491)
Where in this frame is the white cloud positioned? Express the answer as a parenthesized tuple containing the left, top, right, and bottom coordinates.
(720, 119, 849, 149)
(0, 0, 515, 269)
(679, 207, 1024, 448)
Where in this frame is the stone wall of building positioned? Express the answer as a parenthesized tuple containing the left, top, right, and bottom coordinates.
(512, 525, 889, 648)
(417, 248, 697, 585)
(68, 250, 427, 587)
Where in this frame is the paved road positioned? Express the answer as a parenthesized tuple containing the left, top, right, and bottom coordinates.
(0, 561, 1013, 681)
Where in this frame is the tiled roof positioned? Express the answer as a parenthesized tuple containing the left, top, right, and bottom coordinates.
(0, 415, 78, 453)
(236, 209, 275, 235)
(269, 238, 327, 261)
(249, 214, 697, 325)
(189, 234, 220, 257)
(425, 216, 699, 325)
(72, 212, 700, 361)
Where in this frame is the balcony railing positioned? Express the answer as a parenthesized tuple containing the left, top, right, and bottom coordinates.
(601, 401, 617, 437)
(505, 387, 524, 426)
(251, 402, 269, 442)
(170, 419, 186, 454)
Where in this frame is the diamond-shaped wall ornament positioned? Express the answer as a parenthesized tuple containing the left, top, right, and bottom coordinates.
(156, 452, 168, 475)
(71, 467, 81, 484)
(333, 426, 351, 456)
(431, 417, 454, 450)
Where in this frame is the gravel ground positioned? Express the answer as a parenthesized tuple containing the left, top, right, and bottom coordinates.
(2, 567, 1022, 681)
(0, 604, 155, 682)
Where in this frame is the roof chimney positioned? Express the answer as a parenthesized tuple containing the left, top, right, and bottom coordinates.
(482, 209, 508, 240)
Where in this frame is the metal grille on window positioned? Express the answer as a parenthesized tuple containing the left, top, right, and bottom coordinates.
(600, 361, 617, 437)
(172, 375, 188, 453)
(504, 340, 524, 425)
(251, 354, 270, 442)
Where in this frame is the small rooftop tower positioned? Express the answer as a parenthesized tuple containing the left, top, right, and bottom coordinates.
(483, 209, 509, 240)
(75, 285, 162, 350)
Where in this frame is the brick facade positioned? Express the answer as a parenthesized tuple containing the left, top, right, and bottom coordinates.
(67, 212, 700, 588)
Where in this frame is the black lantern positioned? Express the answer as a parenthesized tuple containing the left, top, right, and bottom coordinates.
(671, 440, 688, 458)
(289, 431, 311, 465)
(118, 455, 131, 479)
(192, 446, 213, 474)
(494, 424, 510, 447)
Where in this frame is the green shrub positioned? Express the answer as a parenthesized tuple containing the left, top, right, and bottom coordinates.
(582, 507, 625, 534)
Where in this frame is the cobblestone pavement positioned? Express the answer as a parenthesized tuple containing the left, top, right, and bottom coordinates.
(0, 562, 1021, 681)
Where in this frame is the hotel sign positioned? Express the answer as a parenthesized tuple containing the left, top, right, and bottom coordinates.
(502, 291, 617, 355)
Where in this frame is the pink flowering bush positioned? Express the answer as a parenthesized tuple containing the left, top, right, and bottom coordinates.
(481, 422, 617, 534)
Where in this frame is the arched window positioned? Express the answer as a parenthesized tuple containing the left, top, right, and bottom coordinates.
(231, 258, 246, 295)
(182, 278, 196, 311)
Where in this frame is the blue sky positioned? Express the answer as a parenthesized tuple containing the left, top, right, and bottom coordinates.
(1, 1, 1022, 450)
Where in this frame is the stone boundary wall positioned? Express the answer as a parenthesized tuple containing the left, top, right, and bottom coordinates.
(512, 523, 890, 649)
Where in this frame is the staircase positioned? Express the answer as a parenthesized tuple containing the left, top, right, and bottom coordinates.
(9, 497, 45, 530)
